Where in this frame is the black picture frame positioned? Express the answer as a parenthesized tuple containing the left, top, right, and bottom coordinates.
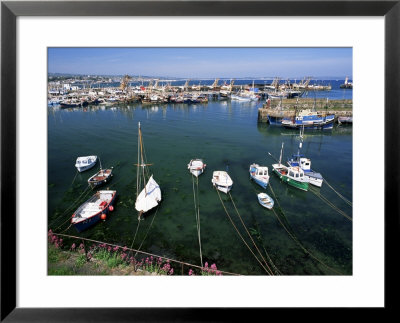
(1, 1, 398, 321)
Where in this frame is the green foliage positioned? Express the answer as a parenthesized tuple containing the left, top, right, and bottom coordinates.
(75, 254, 87, 268)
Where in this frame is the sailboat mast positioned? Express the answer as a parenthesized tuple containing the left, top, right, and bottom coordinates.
(136, 122, 141, 197)
(279, 142, 284, 165)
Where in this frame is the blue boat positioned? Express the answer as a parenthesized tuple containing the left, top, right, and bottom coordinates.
(249, 163, 270, 189)
(71, 190, 116, 232)
(281, 108, 335, 130)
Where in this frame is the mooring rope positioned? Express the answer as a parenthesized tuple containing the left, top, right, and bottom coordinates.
(248, 184, 282, 275)
(309, 186, 352, 221)
(322, 177, 352, 207)
(49, 185, 92, 229)
(267, 182, 344, 275)
(215, 187, 273, 275)
(134, 206, 160, 258)
(228, 191, 273, 275)
(192, 175, 204, 267)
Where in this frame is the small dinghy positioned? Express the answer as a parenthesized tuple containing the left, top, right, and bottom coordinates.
(211, 170, 233, 194)
(75, 155, 97, 172)
(88, 167, 113, 189)
(188, 159, 206, 177)
(87, 158, 113, 188)
(249, 163, 270, 189)
(257, 192, 274, 209)
(71, 190, 116, 232)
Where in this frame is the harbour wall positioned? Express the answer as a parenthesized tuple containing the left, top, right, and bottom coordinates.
(258, 99, 353, 123)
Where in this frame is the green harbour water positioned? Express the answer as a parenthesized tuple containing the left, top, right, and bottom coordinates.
(48, 100, 352, 275)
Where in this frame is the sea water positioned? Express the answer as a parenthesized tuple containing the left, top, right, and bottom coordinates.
(48, 96, 352, 275)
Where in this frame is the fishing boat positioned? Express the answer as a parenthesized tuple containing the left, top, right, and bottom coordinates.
(257, 192, 274, 209)
(188, 159, 206, 177)
(249, 163, 270, 189)
(281, 107, 335, 130)
(87, 159, 113, 188)
(75, 155, 97, 172)
(211, 171, 233, 194)
(134, 122, 162, 220)
(71, 190, 117, 232)
(287, 155, 323, 187)
(271, 143, 309, 191)
(287, 126, 324, 187)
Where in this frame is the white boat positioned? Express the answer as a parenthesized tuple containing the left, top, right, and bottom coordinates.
(71, 190, 117, 232)
(188, 159, 206, 177)
(211, 171, 233, 194)
(249, 163, 270, 189)
(257, 193, 274, 209)
(75, 155, 97, 172)
(287, 126, 324, 187)
(134, 122, 162, 220)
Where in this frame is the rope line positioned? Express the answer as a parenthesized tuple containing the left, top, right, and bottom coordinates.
(309, 186, 352, 221)
(134, 206, 159, 258)
(267, 182, 344, 275)
(322, 178, 352, 207)
(49, 185, 91, 229)
(228, 191, 274, 275)
(215, 187, 273, 275)
(192, 175, 203, 267)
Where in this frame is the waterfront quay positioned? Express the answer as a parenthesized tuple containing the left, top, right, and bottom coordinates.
(258, 98, 353, 123)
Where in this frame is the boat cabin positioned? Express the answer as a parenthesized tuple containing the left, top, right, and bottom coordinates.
(287, 166, 306, 180)
(299, 157, 311, 171)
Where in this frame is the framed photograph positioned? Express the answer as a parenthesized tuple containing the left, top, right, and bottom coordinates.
(1, 0, 398, 321)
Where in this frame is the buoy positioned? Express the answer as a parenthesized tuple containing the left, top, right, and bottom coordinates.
(109, 205, 114, 212)
(101, 213, 107, 220)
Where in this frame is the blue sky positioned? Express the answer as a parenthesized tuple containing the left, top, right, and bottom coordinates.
(48, 47, 352, 79)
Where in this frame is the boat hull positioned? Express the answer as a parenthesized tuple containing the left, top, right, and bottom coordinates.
(267, 115, 284, 125)
(214, 184, 232, 194)
(272, 167, 308, 191)
(250, 175, 268, 189)
(257, 193, 274, 209)
(305, 172, 323, 187)
(88, 168, 113, 188)
(72, 191, 117, 233)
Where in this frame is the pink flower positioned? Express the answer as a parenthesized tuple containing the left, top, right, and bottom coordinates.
(123, 246, 127, 252)
(70, 243, 76, 251)
(169, 268, 174, 275)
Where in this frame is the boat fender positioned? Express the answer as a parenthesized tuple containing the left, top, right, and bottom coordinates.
(101, 213, 107, 220)
(109, 206, 114, 212)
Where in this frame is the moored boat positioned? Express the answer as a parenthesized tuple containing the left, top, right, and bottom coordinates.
(135, 122, 162, 220)
(71, 190, 117, 232)
(271, 143, 309, 191)
(286, 126, 323, 187)
(287, 154, 323, 187)
(249, 163, 270, 189)
(257, 192, 274, 209)
(75, 155, 97, 172)
(88, 165, 113, 188)
(281, 109, 335, 130)
(211, 170, 233, 194)
(188, 159, 206, 177)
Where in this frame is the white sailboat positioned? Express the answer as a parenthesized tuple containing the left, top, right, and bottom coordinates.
(134, 122, 161, 220)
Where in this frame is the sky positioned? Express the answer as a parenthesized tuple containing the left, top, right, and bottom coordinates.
(48, 47, 352, 79)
